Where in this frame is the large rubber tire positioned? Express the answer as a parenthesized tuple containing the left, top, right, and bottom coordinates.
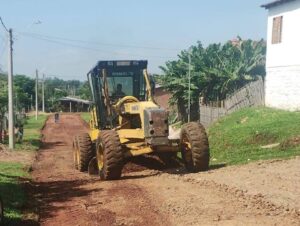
(96, 130, 124, 180)
(0, 196, 3, 226)
(180, 122, 210, 172)
(72, 136, 79, 170)
(77, 133, 93, 172)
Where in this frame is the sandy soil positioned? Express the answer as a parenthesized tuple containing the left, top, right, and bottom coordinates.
(28, 114, 300, 226)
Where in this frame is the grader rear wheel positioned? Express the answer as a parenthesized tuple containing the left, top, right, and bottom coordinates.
(180, 122, 210, 172)
(77, 133, 93, 172)
(96, 130, 124, 180)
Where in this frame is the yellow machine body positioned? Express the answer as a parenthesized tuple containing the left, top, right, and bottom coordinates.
(88, 96, 179, 158)
(74, 60, 209, 180)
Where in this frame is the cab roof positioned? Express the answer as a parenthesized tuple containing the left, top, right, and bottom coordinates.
(88, 60, 148, 76)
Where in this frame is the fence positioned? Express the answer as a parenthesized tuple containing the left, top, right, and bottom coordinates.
(200, 79, 265, 127)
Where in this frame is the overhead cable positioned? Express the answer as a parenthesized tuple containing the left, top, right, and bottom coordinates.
(19, 32, 176, 59)
(19, 31, 180, 51)
(0, 17, 8, 32)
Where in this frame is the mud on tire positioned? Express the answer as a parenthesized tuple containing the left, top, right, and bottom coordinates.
(97, 130, 124, 180)
(77, 133, 93, 172)
(180, 122, 210, 172)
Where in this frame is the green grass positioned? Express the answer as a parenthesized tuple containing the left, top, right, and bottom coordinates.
(1, 115, 47, 224)
(16, 115, 48, 151)
(81, 112, 91, 123)
(0, 162, 29, 224)
(209, 107, 300, 166)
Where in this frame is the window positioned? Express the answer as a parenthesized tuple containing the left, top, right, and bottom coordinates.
(102, 69, 146, 101)
(272, 16, 283, 44)
(107, 76, 133, 97)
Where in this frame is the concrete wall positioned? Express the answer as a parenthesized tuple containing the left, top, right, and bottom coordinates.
(265, 0, 300, 110)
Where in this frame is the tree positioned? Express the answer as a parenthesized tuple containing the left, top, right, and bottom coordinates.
(0, 75, 8, 113)
(159, 38, 266, 122)
(78, 81, 91, 100)
(14, 75, 35, 111)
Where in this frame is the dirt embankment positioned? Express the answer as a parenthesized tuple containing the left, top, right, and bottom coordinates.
(27, 114, 299, 226)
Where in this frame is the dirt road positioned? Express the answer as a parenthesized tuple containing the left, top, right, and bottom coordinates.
(30, 114, 300, 226)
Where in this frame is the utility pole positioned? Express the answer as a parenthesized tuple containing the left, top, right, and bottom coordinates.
(42, 74, 45, 113)
(35, 70, 38, 120)
(188, 51, 191, 123)
(8, 28, 15, 149)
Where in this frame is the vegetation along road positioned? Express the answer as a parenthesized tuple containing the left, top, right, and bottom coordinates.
(26, 113, 300, 226)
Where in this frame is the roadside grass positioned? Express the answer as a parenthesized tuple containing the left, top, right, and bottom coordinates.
(209, 107, 300, 166)
(15, 115, 48, 151)
(0, 114, 47, 224)
(81, 112, 90, 123)
(0, 163, 29, 225)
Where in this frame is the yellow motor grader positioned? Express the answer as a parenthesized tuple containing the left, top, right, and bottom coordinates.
(73, 60, 209, 180)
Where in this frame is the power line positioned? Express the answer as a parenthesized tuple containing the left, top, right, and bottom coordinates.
(19, 31, 180, 52)
(18, 32, 176, 59)
(0, 17, 8, 32)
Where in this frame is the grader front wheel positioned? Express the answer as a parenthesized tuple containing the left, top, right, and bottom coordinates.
(96, 130, 124, 180)
(180, 122, 210, 172)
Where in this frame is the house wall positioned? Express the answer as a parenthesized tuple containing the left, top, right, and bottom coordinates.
(265, 0, 300, 110)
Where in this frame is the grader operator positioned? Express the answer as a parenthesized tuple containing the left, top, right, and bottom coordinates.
(73, 60, 209, 180)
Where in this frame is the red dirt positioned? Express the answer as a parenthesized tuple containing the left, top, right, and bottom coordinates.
(28, 113, 300, 226)
(30, 114, 169, 226)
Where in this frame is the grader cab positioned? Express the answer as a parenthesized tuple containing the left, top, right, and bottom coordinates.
(73, 60, 210, 180)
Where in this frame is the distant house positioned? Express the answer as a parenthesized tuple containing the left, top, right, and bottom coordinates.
(59, 96, 91, 112)
(262, 0, 300, 111)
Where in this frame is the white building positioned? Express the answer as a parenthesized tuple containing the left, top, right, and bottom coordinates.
(262, 0, 300, 111)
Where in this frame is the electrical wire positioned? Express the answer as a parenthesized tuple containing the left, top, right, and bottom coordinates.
(18, 32, 176, 59)
(0, 17, 8, 32)
(19, 31, 180, 52)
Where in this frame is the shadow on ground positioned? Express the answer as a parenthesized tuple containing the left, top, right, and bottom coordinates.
(22, 178, 102, 226)
(41, 141, 65, 149)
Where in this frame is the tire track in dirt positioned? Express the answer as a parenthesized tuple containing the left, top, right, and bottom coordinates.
(30, 114, 169, 226)
(126, 169, 300, 226)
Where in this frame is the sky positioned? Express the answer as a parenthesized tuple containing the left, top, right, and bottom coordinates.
(0, 0, 269, 81)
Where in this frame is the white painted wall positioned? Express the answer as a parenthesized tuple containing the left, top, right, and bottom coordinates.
(265, 0, 300, 111)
